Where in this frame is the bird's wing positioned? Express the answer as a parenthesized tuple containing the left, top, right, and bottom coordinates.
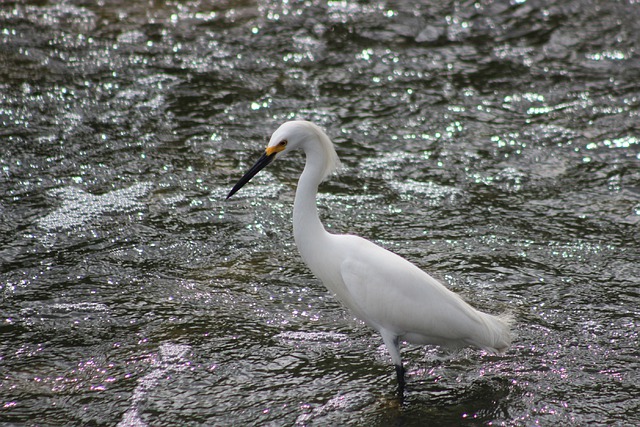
(337, 235, 487, 345)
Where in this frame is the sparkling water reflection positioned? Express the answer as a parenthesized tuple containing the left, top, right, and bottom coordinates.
(1, 0, 638, 426)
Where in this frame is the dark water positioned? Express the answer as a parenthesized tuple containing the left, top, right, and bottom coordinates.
(1, 0, 639, 425)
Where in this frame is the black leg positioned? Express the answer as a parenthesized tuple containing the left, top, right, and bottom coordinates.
(395, 364, 406, 398)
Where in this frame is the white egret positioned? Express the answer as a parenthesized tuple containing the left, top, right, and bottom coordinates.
(227, 120, 512, 394)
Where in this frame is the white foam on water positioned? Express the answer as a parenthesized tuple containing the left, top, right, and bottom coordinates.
(117, 343, 190, 427)
(37, 182, 152, 231)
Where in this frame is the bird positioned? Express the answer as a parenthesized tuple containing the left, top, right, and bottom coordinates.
(227, 120, 512, 395)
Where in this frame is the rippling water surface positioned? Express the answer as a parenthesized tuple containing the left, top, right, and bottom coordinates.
(1, 1, 639, 425)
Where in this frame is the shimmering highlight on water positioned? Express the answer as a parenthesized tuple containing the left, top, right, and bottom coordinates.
(1, 0, 638, 426)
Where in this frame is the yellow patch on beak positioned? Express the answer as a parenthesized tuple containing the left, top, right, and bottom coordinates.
(265, 144, 286, 156)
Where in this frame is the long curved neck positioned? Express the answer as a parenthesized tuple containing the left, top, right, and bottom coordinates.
(293, 146, 330, 254)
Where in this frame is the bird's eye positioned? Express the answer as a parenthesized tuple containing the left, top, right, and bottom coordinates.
(279, 140, 288, 147)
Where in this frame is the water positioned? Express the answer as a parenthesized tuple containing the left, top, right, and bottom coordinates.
(1, 0, 638, 425)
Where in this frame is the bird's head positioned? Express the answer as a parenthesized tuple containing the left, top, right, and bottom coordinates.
(226, 121, 339, 199)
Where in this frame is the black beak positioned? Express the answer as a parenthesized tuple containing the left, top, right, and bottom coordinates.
(226, 151, 276, 199)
